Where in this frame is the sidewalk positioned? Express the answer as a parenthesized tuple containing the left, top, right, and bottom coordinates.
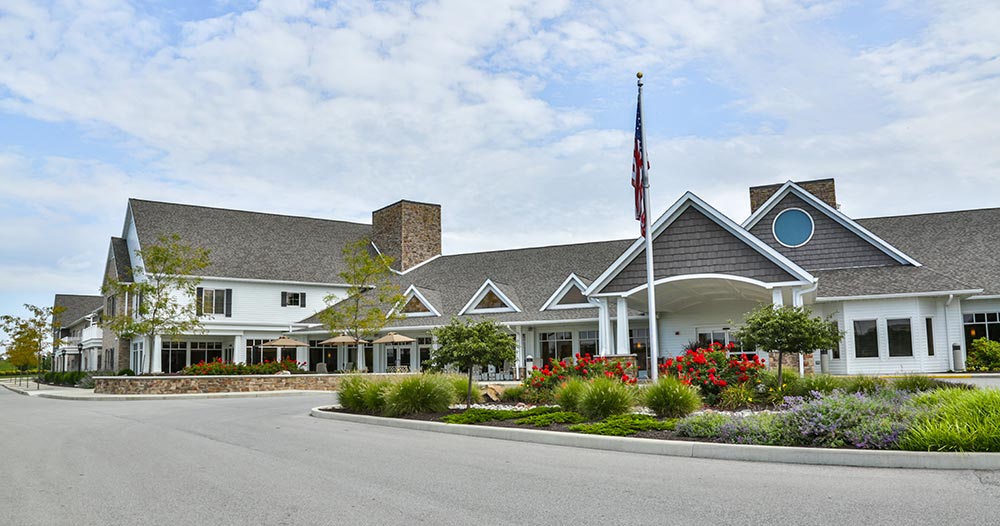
(0, 379, 335, 401)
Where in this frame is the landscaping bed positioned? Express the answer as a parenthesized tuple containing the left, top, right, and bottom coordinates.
(325, 346, 999, 453)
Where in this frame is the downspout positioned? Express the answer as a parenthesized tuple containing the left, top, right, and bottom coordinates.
(944, 294, 955, 372)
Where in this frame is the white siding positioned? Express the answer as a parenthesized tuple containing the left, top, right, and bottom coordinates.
(812, 302, 847, 375)
(961, 298, 1000, 314)
(196, 278, 350, 330)
(840, 297, 945, 374)
(659, 300, 759, 359)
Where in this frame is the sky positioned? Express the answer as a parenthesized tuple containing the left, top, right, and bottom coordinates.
(1, 0, 999, 334)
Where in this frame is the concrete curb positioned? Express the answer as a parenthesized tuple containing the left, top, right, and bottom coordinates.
(2, 383, 334, 401)
(310, 407, 1000, 471)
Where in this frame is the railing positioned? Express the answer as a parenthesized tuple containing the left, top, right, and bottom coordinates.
(81, 325, 103, 342)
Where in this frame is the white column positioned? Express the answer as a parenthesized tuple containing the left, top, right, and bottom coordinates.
(772, 288, 784, 307)
(598, 298, 612, 356)
(792, 288, 806, 375)
(233, 334, 245, 364)
(514, 326, 523, 380)
(616, 297, 630, 355)
(356, 344, 366, 371)
(296, 346, 307, 370)
(152, 335, 163, 373)
(410, 341, 419, 371)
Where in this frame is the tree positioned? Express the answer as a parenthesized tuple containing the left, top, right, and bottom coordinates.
(733, 304, 843, 389)
(0, 304, 64, 373)
(428, 318, 517, 407)
(318, 238, 404, 366)
(102, 234, 210, 374)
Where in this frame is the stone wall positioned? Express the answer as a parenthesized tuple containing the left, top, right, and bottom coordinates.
(94, 374, 412, 395)
(372, 200, 441, 271)
(749, 178, 837, 212)
(767, 352, 815, 375)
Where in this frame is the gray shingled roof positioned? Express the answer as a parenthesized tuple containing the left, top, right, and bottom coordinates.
(858, 208, 1000, 296)
(813, 266, 978, 298)
(301, 239, 635, 328)
(53, 294, 104, 328)
(129, 199, 371, 283)
(110, 237, 134, 282)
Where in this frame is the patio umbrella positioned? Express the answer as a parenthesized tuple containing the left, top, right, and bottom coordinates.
(371, 332, 416, 344)
(318, 334, 370, 345)
(261, 336, 308, 364)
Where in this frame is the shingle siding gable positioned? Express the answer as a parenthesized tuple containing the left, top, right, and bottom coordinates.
(601, 206, 795, 293)
(748, 194, 899, 270)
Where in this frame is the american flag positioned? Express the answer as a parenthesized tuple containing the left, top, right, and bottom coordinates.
(632, 91, 648, 237)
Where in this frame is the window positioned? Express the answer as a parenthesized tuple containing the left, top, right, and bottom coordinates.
(309, 340, 336, 372)
(853, 320, 878, 358)
(962, 312, 1000, 351)
(281, 291, 306, 308)
(417, 337, 433, 371)
(476, 291, 506, 310)
(191, 341, 223, 364)
(926, 318, 935, 357)
(246, 339, 267, 365)
(539, 332, 573, 365)
(579, 330, 598, 357)
(162, 341, 187, 373)
(401, 296, 429, 314)
(772, 208, 814, 248)
(198, 288, 231, 316)
(630, 328, 650, 373)
(832, 322, 841, 359)
(887, 319, 912, 357)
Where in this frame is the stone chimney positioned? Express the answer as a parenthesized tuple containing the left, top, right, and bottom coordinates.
(749, 178, 837, 213)
(371, 200, 442, 272)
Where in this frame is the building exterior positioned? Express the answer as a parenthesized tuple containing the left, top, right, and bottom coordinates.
(52, 294, 105, 371)
(56, 178, 1000, 377)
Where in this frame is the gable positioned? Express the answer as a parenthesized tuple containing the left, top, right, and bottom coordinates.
(600, 206, 798, 294)
(748, 193, 901, 271)
(401, 296, 430, 314)
(540, 274, 596, 311)
(459, 279, 521, 314)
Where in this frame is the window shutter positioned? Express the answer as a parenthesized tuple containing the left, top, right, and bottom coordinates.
(225, 289, 233, 318)
(196, 287, 204, 316)
(281, 291, 288, 307)
(300, 292, 306, 308)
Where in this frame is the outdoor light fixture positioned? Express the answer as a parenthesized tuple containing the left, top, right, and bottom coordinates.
(77, 342, 83, 373)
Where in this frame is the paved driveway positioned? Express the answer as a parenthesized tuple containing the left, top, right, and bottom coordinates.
(1, 388, 998, 526)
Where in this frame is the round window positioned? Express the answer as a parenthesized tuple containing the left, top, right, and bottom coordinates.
(772, 208, 814, 248)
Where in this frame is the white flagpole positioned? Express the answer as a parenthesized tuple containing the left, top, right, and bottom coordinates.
(637, 72, 659, 381)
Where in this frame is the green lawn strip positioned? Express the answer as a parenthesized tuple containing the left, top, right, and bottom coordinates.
(513, 411, 587, 427)
(569, 414, 677, 436)
(440, 406, 561, 424)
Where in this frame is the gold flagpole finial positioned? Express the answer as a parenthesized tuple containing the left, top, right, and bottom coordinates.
(636, 71, 643, 79)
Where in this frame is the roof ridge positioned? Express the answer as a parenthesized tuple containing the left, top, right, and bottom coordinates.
(128, 198, 372, 227)
(440, 238, 633, 258)
(54, 293, 103, 299)
(859, 206, 1000, 221)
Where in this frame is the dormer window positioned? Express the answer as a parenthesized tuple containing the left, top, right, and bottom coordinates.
(395, 285, 440, 317)
(460, 279, 520, 315)
(540, 274, 596, 311)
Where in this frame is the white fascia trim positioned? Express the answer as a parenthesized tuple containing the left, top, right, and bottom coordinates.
(585, 193, 815, 295)
(741, 181, 921, 267)
(396, 254, 442, 275)
(390, 285, 441, 318)
(815, 289, 984, 303)
(616, 274, 813, 297)
(176, 275, 355, 288)
(458, 279, 521, 315)
(966, 295, 1000, 300)
(379, 318, 605, 332)
(540, 273, 598, 311)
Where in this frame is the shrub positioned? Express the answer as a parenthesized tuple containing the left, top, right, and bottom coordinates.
(522, 354, 637, 397)
(117, 368, 135, 376)
(448, 375, 483, 405)
(554, 378, 587, 413)
(717, 383, 757, 410)
(780, 389, 918, 449)
(660, 344, 766, 404)
(569, 414, 676, 436)
(361, 379, 395, 415)
(756, 369, 801, 405)
(499, 385, 525, 403)
(77, 375, 96, 389)
(642, 376, 702, 418)
(514, 411, 587, 427)
(440, 406, 559, 425)
(383, 375, 454, 417)
(716, 412, 790, 446)
(893, 375, 950, 393)
(180, 358, 304, 375)
(337, 375, 371, 413)
(675, 412, 731, 439)
(791, 374, 845, 397)
(842, 375, 888, 394)
(900, 389, 1000, 452)
(578, 377, 635, 421)
(967, 338, 1000, 371)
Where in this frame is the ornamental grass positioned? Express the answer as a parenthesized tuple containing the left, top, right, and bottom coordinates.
(900, 389, 1000, 452)
(641, 376, 702, 418)
(578, 377, 635, 421)
(383, 374, 454, 417)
